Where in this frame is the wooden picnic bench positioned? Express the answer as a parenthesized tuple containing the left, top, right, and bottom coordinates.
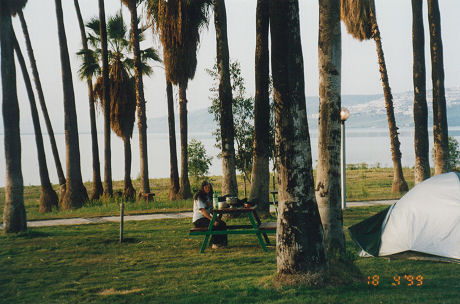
(189, 205, 276, 253)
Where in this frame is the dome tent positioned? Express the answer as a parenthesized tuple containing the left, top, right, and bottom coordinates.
(349, 172, 460, 261)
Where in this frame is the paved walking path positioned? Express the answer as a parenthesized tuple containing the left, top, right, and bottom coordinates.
(0, 200, 396, 229)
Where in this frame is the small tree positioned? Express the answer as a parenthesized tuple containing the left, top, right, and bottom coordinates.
(208, 60, 254, 196)
(188, 139, 213, 188)
(432, 136, 459, 170)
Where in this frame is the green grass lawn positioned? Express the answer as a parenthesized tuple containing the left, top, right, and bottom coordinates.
(1, 205, 459, 303)
(0, 168, 415, 221)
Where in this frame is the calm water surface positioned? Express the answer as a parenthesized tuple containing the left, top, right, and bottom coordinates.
(1, 128, 459, 187)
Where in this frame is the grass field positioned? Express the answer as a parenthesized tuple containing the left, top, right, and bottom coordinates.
(0, 167, 416, 221)
(1, 205, 459, 303)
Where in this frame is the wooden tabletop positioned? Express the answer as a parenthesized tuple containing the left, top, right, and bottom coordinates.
(213, 205, 257, 214)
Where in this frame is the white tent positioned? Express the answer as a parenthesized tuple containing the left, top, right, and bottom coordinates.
(349, 172, 460, 260)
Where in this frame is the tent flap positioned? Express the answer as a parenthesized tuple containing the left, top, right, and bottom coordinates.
(348, 206, 390, 257)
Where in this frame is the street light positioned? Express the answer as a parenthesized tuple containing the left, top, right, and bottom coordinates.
(340, 107, 350, 209)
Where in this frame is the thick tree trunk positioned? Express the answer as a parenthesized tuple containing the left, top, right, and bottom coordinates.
(18, 11, 66, 197)
(13, 33, 58, 213)
(123, 138, 135, 199)
(412, 0, 430, 184)
(249, 0, 270, 217)
(316, 0, 345, 254)
(1, 2, 27, 233)
(128, 3, 150, 196)
(55, 0, 88, 210)
(166, 80, 180, 200)
(270, 0, 328, 279)
(214, 0, 238, 197)
(74, 0, 103, 200)
(177, 83, 192, 199)
(428, 0, 449, 174)
(371, 17, 408, 193)
(98, 0, 113, 197)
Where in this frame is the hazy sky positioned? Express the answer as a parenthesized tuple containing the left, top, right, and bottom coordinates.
(7, 0, 460, 131)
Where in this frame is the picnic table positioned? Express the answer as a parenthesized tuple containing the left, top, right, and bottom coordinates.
(189, 205, 276, 253)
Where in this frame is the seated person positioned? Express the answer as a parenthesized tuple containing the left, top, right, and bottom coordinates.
(192, 180, 227, 249)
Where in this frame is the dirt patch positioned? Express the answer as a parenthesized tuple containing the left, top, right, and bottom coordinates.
(98, 288, 145, 296)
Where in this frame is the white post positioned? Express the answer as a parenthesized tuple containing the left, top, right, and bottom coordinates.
(341, 121, 346, 210)
(340, 107, 350, 210)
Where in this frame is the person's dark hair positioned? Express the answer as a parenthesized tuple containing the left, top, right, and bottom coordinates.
(194, 180, 213, 201)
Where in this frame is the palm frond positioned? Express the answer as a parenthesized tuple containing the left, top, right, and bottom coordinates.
(76, 48, 101, 80)
(86, 17, 101, 36)
(340, 0, 375, 41)
(141, 47, 162, 63)
(107, 13, 127, 42)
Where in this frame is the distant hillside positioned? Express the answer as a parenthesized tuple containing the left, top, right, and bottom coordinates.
(5, 89, 460, 134)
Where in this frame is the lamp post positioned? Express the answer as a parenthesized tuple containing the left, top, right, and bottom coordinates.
(340, 107, 350, 209)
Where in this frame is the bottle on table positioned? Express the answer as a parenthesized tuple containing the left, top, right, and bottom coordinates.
(213, 192, 218, 209)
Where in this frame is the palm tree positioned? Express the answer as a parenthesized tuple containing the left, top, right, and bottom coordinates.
(427, 0, 449, 175)
(1, 0, 27, 233)
(340, 0, 408, 193)
(166, 79, 180, 200)
(122, 0, 151, 198)
(316, 0, 345, 254)
(54, 0, 88, 209)
(13, 32, 59, 213)
(80, 14, 160, 199)
(412, 0, 430, 184)
(147, 0, 213, 199)
(249, 0, 270, 216)
(17, 11, 66, 197)
(98, 0, 113, 198)
(74, 0, 104, 200)
(213, 0, 238, 197)
(269, 0, 328, 280)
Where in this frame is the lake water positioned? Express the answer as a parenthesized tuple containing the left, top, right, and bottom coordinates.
(1, 128, 460, 187)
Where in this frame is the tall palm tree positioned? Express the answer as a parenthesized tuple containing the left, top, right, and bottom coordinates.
(98, 0, 113, 198)
(74, 0, 104, 200)
(1, 0, 27, 233)
(341, 0, 408, 193)
(80, 14, 160, 199)
(17, 11, 66, 197)
(412, 0, 430, 184)
(122, 0, 151, 197)
(54, 0, 88, 209)
(269, 0, 328, 280)
(316, 0, 345, 254)
(213, 0, 238, 197)
(166, 79, 180, 200)
(147, 0, 213, 199)
(249, 0, 270, 216)
(13, 32, 59, 213)
(427, 0, 449, 175)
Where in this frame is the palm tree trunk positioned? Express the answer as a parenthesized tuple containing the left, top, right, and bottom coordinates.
(269, 0, 328, 279)
(55, 0, 88, 209)
(123, 138, 135, 199)
(1, 2, 27, 233)
(127, 2, 150, 196)
(166, 80, 180, 200)
(214, 0, 238, 197)
(371, 15, 408, 193)
(98, 0, 113, 197)
(13, 33, 58, 213)
(412, 0, 430, 184)
(74, 0, 103, 200)
(177, 83, 192, 199)
(18, 11, 66, 197)
(428, 0, 449, 174)
(316, 0, 345, 254)
(249, 0, 270, 217)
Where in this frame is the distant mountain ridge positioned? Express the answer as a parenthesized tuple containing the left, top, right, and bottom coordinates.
(148, 88, 460, 133)
(5, 88, 460, 134)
